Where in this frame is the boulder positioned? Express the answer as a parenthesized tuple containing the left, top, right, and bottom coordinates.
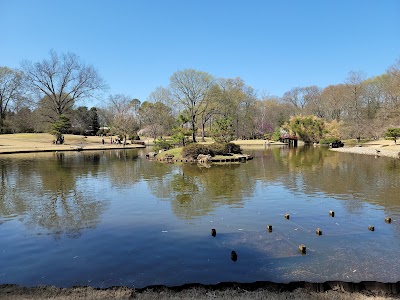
(197, 154, 212, 162)
(146, 151, 157, 158)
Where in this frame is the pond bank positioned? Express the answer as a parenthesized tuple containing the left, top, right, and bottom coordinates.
(0, 133, 145, 155)
(1, 281, 398, 300)
(153, 154, 253, 163)
(331, 147, 400, 159)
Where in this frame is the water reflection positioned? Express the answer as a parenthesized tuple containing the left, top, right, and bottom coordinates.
(1, 148, 399, 232)
(1, 147, 400, 287)
(145, 163, 255, 219)
(0, 152, 115, 238)
(251, 146, 400, 210)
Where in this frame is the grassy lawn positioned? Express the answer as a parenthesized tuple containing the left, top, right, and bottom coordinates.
(0, 133, 145, 153)
(156, 147, 184, 160)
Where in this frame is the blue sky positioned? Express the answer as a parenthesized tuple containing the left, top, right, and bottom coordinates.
(1, 0, 399, 105)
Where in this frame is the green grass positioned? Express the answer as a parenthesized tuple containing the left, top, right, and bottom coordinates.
(156, 147, 183, 159)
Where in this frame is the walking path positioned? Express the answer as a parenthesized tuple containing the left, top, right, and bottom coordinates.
(0, 133, 146, 155)
(330, 140, 400, 159)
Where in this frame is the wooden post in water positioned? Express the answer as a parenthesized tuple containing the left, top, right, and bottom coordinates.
(231, 250, 237, 261)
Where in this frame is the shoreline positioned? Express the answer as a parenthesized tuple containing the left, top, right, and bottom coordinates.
(1, 281, 398, 300)
(1, 134, 399, 160)
(0, 144, 145, 155)
(0, 133, 146, 155)
(330, 146, 400, 159)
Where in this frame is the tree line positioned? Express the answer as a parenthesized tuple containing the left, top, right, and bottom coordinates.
(1, 50, 399, 143)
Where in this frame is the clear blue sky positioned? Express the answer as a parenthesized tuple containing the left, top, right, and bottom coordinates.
(1, 0, 399, 105)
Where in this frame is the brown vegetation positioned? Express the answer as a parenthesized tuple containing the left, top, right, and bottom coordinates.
(0, 283, 398, 300)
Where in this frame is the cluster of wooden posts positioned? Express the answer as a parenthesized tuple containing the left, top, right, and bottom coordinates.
(211, 211, 392, 261)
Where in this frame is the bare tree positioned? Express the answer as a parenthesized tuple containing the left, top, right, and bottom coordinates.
(282, 87, 307, 113)
(303, 86, 323, 117)
(380, 59, 400, 124)
(344, 71, 367, 140)
(320, 84, 348, 121)
(0, 66, 23, 132)
(254, 96, 292, 137)
(218, 77, 256, 139)
(169, 69, 214, 142)
(104, 94, 139, 144)
(22, 50, 107, 122)
(147, 86, 173, 106)
(139, 101, 174, 140)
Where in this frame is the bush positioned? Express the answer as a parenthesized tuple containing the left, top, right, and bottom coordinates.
(153, 138, 173, 152)
(182, 143, 212, 159)
(129, 134, 140, 140)
(225, 142, 242, 154)
(319, 137, 341, 145)
(181, 142, 242, 159)
(208, 143, 225, 155)
(209, 142, 242, 155)
(271, 127, 281, 141)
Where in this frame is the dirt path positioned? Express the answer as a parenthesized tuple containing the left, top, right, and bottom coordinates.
(331, 140, 400, 159)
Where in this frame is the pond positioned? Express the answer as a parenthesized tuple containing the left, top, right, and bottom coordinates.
(0, 147, 399, 288)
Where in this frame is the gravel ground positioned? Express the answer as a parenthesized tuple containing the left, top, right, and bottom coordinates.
(330, 146, 400, 159)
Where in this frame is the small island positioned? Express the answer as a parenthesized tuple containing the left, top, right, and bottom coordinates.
(146, 141, 253, 163)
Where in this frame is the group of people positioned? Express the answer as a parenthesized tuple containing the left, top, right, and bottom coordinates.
(102, 138, 124, 145)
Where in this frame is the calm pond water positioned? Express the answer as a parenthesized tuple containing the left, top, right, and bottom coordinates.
(0, 146, 399, 288)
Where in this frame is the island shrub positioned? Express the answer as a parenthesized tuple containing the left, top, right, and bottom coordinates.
(153, 138, 173, 152)
(182, 143, 212, 159)
(225, 142, 242, 154)
(209, 142, 241, 155)
(182, 142, 242, 159)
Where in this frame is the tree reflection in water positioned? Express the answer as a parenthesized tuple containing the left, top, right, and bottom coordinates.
(0, 152, 107, 239)
(146, 162, 256, 219)
(1, 147, 399, 236)
(1, 147, 400, 286)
